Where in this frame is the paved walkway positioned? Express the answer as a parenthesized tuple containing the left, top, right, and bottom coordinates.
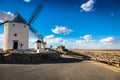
(0, 55, 120, 80)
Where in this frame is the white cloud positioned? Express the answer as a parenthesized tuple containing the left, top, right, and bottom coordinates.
(79, 34, 95, 43)
(7, 12, 14, 16)
(76, 40, 86, 44)
(24, 0, 31, 2)
(56, 38, 64, 43)
(45, 37, 64, 44)
(0, 34, 3, 46)
(83, 34, 93, 42)
(44, 35, 66, 44)
(0, 11, 15, 23)
(45, 35, 55, 39)
(29, 38, 39, 48)
(81, 0, 95, 12)
(75, 34, 95, 45)
(44, 37, 63, 48)
(0, 34, 4, 40)
(100, 37, 116, 44)
(28, 35, 120, 49)
(51, 25, 73, 35)
(44, 35, 69, 47)
(29, 38, 37, 43)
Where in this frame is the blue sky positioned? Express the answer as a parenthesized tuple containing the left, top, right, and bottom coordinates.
(0, 0, 120, 49)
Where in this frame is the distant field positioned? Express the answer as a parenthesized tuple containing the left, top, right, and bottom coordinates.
(72, 49, 120, 68)
(72, 49, 120, 53)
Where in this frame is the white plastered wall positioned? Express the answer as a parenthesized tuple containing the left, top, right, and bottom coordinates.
(3, 22, 29, 51)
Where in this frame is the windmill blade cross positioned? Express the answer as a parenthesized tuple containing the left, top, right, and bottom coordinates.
(0, 21, 8, 25)
(30, 25, 43, 41)
(27, 5, 42, 25)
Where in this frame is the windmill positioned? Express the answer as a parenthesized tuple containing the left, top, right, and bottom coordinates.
(0, 5, 46, 51)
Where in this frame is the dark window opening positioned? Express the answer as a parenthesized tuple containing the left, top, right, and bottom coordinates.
(14, 34, 17, 36)
(5, 24, 7, 26)
(13, 24, 15, 26)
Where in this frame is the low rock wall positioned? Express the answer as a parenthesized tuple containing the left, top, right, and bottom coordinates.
(0, 52, 61, 63)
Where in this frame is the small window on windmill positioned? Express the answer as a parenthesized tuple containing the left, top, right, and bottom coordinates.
(13, 24, 15, 26)
(24, 26, 26, 28)
(5, 23, 7, 26)
(14, 34, 17, 36)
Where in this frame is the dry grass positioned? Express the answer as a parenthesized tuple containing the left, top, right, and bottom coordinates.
(72, 49, 120, 68)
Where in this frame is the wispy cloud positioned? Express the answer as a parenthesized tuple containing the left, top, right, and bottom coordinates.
(45, 36, 65, 44)
(56, 38, 64, 43)
(80, 0, 95, 12)
(24, 0, 31, 3)
(51, 25, 73, 35)
(0, 34, 3, 48)
(45, 35, 55, 39)
(29, 38, 37, 43)
(44, 35, 69, 48)
(29, 37, 38, 48)
(76, 40, 86, 44)
(110, 12, 115, 16)
(0, 34, 4, 41)
(0, 11, 15, 23)
(45, 35, 67, 44)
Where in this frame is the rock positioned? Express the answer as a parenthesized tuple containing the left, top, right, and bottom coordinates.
(0, 52, 61, 63)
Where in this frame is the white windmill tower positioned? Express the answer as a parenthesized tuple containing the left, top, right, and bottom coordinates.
(35, 40, 46, 53)
(3, 14, 29, 51)
(0, 5, 45, 51)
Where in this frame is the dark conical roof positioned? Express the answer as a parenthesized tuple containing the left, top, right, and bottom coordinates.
(10, 14, 26, 24)
(35, 40, 42, 43)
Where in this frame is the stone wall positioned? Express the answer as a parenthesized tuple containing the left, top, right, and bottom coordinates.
(0, 52, 61, 63)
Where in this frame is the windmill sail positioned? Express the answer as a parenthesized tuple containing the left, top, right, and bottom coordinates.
(0, 21, 8, 25)
(30, 25, 43, 41)
(27, 5, 42, 25)
(0, 5, 44, 43)
(27, 4, 43, 41)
